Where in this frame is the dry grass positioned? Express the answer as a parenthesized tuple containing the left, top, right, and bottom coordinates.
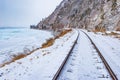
(102, 31, 119, 36)
(104, 32, 120, 39)
(55, 29, 72, 39)
(116, 27, 120, 31)
(1, 54, 26, 67)
(108, 32, 120, 39)
(41, 38, 55, 48)
(92, 28, 106, 33)
(41, 29, 72, 48)
(92, 28, 120, 39)
(0, 29, 72, 67)
(0, 48, 39, 67)
(107, 32, 118, 35)
(115, 35, 120, 38)
(12, 54, 26, 61)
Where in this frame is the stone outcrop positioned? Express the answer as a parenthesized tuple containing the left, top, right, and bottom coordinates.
(36, 0, 120, 31)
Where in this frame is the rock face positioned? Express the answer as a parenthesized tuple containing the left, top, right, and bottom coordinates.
(36, 0, 120, 31)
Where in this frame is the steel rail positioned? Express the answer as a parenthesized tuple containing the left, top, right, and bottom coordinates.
(52, 31, 79, 80)
(81, 30, 118, 80)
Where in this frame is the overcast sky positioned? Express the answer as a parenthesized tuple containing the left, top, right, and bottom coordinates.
(0, 0, 63, 27)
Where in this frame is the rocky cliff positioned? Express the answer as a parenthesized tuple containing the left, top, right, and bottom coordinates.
(36, 0, 120, 31)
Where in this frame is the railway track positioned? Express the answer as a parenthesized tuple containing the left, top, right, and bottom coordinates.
(52, 30, 118, 80)
(81, 31, 118, 80)
(52, 31, 80, 80)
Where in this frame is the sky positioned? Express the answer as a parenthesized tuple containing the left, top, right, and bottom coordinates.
(0, 0, 63, 27)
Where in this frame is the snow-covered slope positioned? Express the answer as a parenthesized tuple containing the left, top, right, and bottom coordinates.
(0, 30, 78, 80)
(0, 29, 120, 80)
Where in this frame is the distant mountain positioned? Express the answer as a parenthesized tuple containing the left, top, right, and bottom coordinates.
(36, 0, 120, 31)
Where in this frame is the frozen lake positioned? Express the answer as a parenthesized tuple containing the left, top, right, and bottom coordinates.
(0, 27, 53, 64)
(0, 27, 53, 49)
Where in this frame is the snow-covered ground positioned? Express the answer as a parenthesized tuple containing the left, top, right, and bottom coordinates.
(58, 31, 111, 80)
(0, 28, 53, 66)
(0, 29, 120, 80)
(0, 29, 78, 80)
(85, 30, 120, 79)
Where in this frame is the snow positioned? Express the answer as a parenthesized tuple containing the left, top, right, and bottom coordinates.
(0, 28, 53, 66)
(0, 29, 78, 80)
(84, 30, 120, 79)
(0, 29, 120, 80)
(58, 30, 111, 80)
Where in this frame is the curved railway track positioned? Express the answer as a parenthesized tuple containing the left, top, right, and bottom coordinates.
(52, 31, 79, 80)
(81, 30, 118, 80)
(52, 30, 118, 80)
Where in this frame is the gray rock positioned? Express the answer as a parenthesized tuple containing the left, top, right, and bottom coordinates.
(36, 0, 120, 31)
